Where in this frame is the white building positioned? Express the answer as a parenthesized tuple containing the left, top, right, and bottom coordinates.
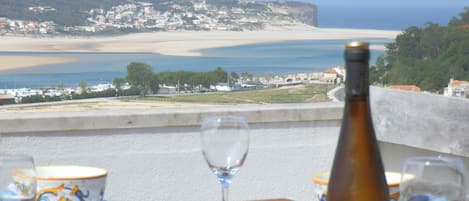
(193, 0, 207, 11)
(444, 78, 469, 97)
(214, 83, 232, 92)
(159, 86, 177, 94)
(322, 68, 338, 83)
(333, 66, 346, 81)
(90, 84, 113, 93)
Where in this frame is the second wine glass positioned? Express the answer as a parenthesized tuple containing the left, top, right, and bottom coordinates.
(201, 116, 250, 201)
(399, 156, 465, 201)
(0, 154, 36, 201)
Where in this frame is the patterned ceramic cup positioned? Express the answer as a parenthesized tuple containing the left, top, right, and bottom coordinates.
(19, 165, 108, 201)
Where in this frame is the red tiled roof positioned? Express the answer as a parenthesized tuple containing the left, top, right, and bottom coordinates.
(0, 95, 15, 100)
(323, 69, 336, 74)
(388, 85, 421, 92)
(449, 80, 469, 86)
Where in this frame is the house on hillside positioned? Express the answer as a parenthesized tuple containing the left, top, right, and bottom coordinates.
(322, 68, 338, 83)
(444, 78, 469, 97)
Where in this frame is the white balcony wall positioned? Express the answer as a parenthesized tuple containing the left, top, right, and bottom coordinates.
(0, 87, 467, 201)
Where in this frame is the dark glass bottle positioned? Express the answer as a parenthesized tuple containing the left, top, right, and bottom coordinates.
(327, 41, 389, 201)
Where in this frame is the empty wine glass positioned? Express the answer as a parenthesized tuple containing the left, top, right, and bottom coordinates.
(200, 116, 250, 201)
(399, 156, 465, 201)
(0, 154, 37, 201)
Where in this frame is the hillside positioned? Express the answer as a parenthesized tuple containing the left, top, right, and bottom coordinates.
(0, 0, 317, 34)
(0, 0, 129, 26)
(370, 7, 469, 92)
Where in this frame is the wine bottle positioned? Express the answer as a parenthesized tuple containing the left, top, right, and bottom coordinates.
(327, 41, 389, 201)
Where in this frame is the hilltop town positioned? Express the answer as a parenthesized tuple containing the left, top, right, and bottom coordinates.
(0, 0, 317, 35)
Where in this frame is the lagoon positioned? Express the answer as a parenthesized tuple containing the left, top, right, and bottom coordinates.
(0, 39, 390, 88)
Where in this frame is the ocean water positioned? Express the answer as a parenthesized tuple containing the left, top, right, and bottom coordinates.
(0, 5, 465, 88)
(318, 5, 462, 30)
(0, 39, 389, 88)
(318, 5, 465, 30)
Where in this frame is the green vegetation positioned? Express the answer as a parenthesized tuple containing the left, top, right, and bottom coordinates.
(125, 62, 159, 96)
(20, 63, 235, 104)
(157, 67, 228, 90)
(20, 88, 140, 104)
(370, 8, 469, 92)
(115, 62, 229, 96)
(128, 84, 332, 104)
(21, 95, 62, 103)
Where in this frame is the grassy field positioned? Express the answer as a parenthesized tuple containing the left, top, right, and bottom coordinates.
(127, 84, 334, 104)
(0, 84, 335, 113)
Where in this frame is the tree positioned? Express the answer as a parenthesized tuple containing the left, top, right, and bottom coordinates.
(113, 77, 126, 95)
(230, 72, 239, 86)
(371, 8, 469, 92)
(230, 72, 239, 80)
(148, 73, 160, 94)
(458, 7, 469, 24)
(126, 62, 157, 96)
(241, 71, 249, 80)
(241, 71, 253, 83)
(113, 78, 126, 90)
(211, 67, 228, 83)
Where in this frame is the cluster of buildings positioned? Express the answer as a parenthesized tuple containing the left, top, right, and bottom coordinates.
(0, 83, 129, 105)
(0, 17, 55, 35)
(28, 6, 56, 13)
(250, 66, 346, 85)
(84, 0, 279, 32)
(0, 67, 347, 104)
(254, 68, 469, 99)
(0, 0, 298, 35)
(212, 67, 347, 92)
(0, 0, 307, 35)
(0, 6, 57, 34)
(381, 78, 469, 98)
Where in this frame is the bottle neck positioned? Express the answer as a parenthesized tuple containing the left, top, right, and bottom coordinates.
(345, 61, 369, 98)
(344, 47, 370, 98)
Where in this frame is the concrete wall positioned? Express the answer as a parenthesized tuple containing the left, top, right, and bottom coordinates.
(0, 87, 467, 201)
(0, 103, 343, 201)
(371, 87, 469, 157)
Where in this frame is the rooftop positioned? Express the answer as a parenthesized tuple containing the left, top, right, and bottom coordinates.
(387, 85, 421, 92)
(449, 79, 469, 86)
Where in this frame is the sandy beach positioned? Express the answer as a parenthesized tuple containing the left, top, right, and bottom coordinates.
(0, 25, 401, 71)
(0, 56, 77, 71)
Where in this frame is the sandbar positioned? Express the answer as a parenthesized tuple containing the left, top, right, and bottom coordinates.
(0, 56, 77, 72)
(0, 24, 401, 70)
(0, 25, 401, 55)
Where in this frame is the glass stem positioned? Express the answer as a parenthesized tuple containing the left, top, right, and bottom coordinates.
(222, 186, 229, 201)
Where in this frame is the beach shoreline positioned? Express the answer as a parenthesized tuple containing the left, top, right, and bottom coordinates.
(0, 56, 78, 72)
(0, 25, 401, 71)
